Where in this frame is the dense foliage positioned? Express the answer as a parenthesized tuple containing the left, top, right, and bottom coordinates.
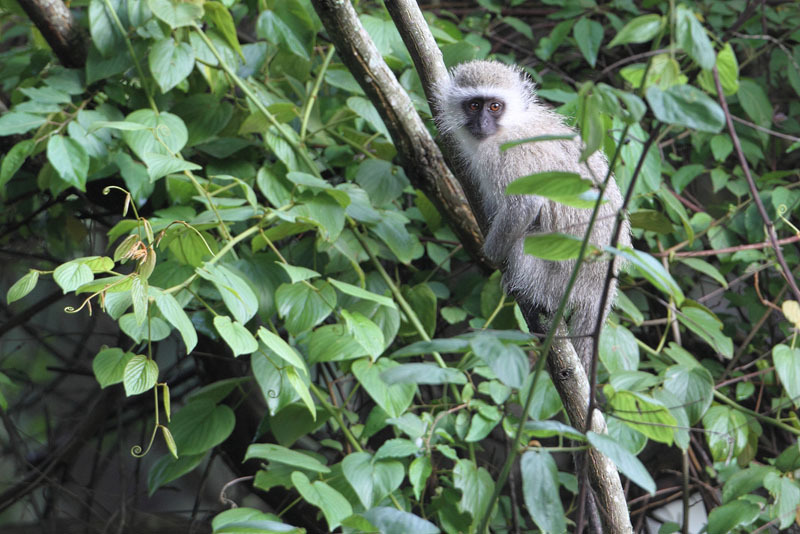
(2, 0, 800, 532)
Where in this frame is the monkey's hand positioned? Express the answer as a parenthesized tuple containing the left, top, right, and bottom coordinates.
(482, 195, 542, 264)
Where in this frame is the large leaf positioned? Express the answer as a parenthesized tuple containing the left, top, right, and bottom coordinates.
(149, 38, 196, 93)
(521, 450, 566, 533)
(342, 451, 404, 508)
(245, 443, 330, 473)
(352, 358, 415, 418)
(47, 136, 89, 191)
(213, 315, 258, 356)
(645, 84, 725, 133)
(772, 344, 800, 408)
(154, 290, 197, 354)
(469, 334, 528, 389)
(275, 281, 336, 336)
(147, 0, 203, 28)
(573, 17, 603, 68)
(196, 263, 258, 324)
(290, 472, 351, 531)
(169, 399, 235, 455)
(453, 459, 494, 523)
(587, 432, 656, 494)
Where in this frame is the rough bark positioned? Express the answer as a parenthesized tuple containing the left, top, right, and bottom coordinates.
(310, 0, 486, 262)
(16, 0, 86, 68)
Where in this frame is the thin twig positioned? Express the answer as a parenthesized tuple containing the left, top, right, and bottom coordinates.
(713, 65, 800, 303)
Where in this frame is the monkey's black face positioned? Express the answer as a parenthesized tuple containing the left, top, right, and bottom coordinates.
(461, 97, 505, 139)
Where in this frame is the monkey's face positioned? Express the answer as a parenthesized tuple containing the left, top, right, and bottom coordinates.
(461, 97, 505, 139)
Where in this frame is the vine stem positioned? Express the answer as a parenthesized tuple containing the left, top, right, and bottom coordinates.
(712, 65, 800, 303)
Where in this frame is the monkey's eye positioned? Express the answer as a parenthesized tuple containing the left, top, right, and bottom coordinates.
(468, 100, 481, 111)
(488, 101, 503, 113)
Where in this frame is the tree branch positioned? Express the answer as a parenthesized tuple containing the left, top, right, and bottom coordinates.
(16, 0, 86, 68)
(310, 0, 486, 262)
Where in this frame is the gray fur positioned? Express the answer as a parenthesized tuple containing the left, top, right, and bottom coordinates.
(434, 60, 632, 369)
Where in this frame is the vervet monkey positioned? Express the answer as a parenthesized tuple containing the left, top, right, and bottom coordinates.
(434, 60, 631, 370)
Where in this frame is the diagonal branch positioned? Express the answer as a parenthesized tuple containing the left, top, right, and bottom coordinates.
(713, 66, 800, 303)
(310, 0, 486, 262)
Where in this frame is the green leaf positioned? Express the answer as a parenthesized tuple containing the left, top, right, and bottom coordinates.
(123, 354, 159, 396)
(255, 9, 310, 61)
(148, 453, 205, 496)
(245, 442, 329, 472)
(275, 263, 320, 283)
(342, 451, 404, 508)
(360, 508, 439, 534)
(275, 280, 336, 336)
(7, 270, 39, 304)
(88, 0, 123, 57)
(328, 278, 396, 309)
(131, 275, 148, 325)
(119, 314, 171, 343)
(399, 283, 437, 338)
(370, 211, 423, 264)
(698, 43, 739, 96)
(352, 358, 415, 418)
(737, 78, 773, 128)
(203, 2, 243, 59)
(678, 258, 728, 288)
(53, 261, 93, 293)
(599, 323, 639, 373)
(587, 431, 656, 494)
(678, 306, 733, 358)
(573, 17, 603, 68)
(196, 263, 258, 324)
(342, 309, 384, 360)
(285, 366, 315, 420)
(92, 347, 135, 388)
(213, 315, 258, 356)
(256, 327, 307, 374)
(608, 390, 677, 444)
(524, 420, 585, 441)
(149, 38, 196, 93)
(773, 345, 800, 409)
(142, 153, 201, 181)
(470, 335, 528, 389)
(347, 96, 390, 140)
(409, 456, 433, 500)
(453, 459, 494, 523)
(379, 363, 467, 385)
(0, 112, 46, 136)
(122, 109, 188, 161)
(170, 399, 235, 455)
(764, 472, 800, 529)
(308, 324, 368, 363)
(611, 247, 685, 306)
(47, 136, 89, 191)
(608, 14, 663, 47)
(521, 450, 566, 533)
(506, 171, 596, 208)
(645, 84, 725, 133)
(676, 5, 715, 70)
(523, 232, 586, 261)
(663, 364, 714, 424)
(154, 291, 197, 354)
(702, 405, 748, 461)
(147, 0, 203, 28)
(0, 139, 34, 192)
(706, 499, 761, 534)
(391, 338, 470, 357)
(212, 508, 302, 533)
(290, 472, 352, 531)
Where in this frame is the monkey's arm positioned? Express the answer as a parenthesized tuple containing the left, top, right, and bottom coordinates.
(482, 194, 544, 263)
